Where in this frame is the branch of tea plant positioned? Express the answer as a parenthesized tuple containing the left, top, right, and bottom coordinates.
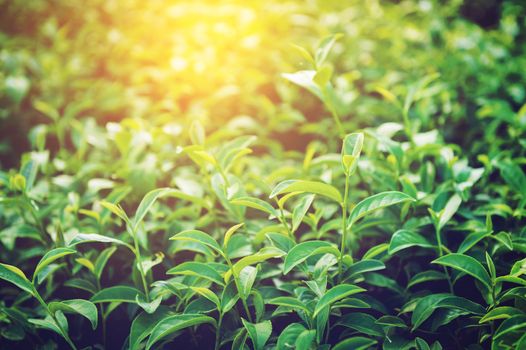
(214, 310, 224, 350)
(328, 104, 345, 138)
(221, 252, 253, 322)
(33, 288, 78, 350)
(434, 225, 454, 294)
(338, 174, 351, 283)
(275, 199, 293, 239)
(130, 226, 151, 302)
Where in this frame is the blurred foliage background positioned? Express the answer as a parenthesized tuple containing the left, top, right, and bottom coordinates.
(1, 0, 524, 170)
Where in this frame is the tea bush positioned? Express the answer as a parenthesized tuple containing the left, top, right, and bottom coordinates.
(1, 0, 526, 349)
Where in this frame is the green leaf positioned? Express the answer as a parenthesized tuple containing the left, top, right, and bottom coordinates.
(315, 33, 343, 66)
(479, 307, 524, 323)
(493, 315, 526, 343)
(292, 194, 315, 232)
(170, 230, 222, 254)
(282, 70, 323, 100)
(91, 286, 144, 303)
(0, 263, 34, 295)
(129, 307, 172, 350)
(276, 323, 307, 350)
(94, 246, 117, 280)
(295, 329, 316, 349)
(238, 266, 257, 300)
(190, 287, 220, 310)
(231, 197, 278, 217)
(313, 284, 365, 318)
(100, 201, 129, 223)
(242, 319, 272, 350)
(167, 262, 225, 286)
(224, 222, 245, 249)
(29, 315, 67, 339)
(33, 247, 76, 281)
(407, 270, 447, 288)
(347, 191, 415, 229)
(411, 294, 485, 330)
(67, 233, 134, 251)
(333, 336, 377, 350)
(336, 312, 384, 337)
(268, 296, 311, 315)
(49, 299, 98, 329)
(345, 259, 386, 279)
(229, 247, 284, 279)
(270, 179, 342, 204)
(146, 314, 216, 350)
(437, 194, 462, 230)
(283, 241, 339, 274)
(496, 160, 526, 197)
(432, 253, 492, 291)
(136, 294, 163, 314)
(341, 132, 364, 175)
(133, 188, 176, 231)
(388, 230, 434, 255)
(457, 231, 492, 254)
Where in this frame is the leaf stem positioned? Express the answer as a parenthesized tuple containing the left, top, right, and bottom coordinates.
(130, 227, 150, 302)
(215, 311, 224, 350)
(435, 226, 454, 294)
(338, 175, 350, 283)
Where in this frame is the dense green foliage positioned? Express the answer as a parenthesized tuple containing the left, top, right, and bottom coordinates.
(1, 0, 526, 349)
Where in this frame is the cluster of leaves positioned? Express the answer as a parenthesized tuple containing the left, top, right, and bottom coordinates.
(1, 0, 526, 349)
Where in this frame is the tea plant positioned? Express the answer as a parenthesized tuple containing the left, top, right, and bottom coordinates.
(1, 0, 526, 349)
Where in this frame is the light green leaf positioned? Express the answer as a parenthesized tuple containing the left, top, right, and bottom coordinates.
(432, 253, 492, 291)
(313, 284, 366, 318)
(94, 246, 117, 280)
(388, 230, 434, 255)
(333, 336, 377, 350)
(282, 70, 323, 100)
(295, 329, 316, 349)
(270, 179, 342, 204)
(348, 191, 415, 229)
(169, 230, 222, 254)
(238, 266, 257, 300)
(268, 296, 311, 315)
(100, 201, 129, 223)
(224, 223, 245, 249)
(146, 314, 216, 350)
(167, 262, 225, 286)
(231, 197, 278, 217)
(242, 318, 272, 350)
(292, 194, 315, 232)
(283, 241, 339, 274)
(49, 299, 98, 329)
(341, 132, 364, 175)
(315, 33, 343, 66)
(0, 263, 34, 295)
(91, 286, 144, 303)
(67, 233, 134, 251)
(133, 188, 176, 231)
(129, 307, 172, 350)
(33, 247, 76, 281)
(190, 287, 220, 310)
(438, 194, 462, 230)
(136, 294, 163, 314)
(276, 323, 307, 350)
(230, 247, 284, 279)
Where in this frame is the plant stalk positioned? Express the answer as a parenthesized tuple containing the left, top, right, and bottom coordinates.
(338, 175, 351, 283)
